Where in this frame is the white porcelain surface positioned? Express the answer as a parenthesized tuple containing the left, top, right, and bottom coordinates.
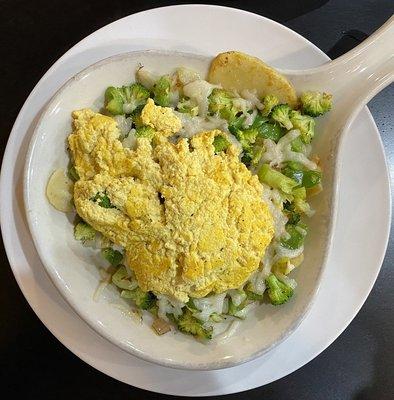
(0, 4, 391, 395)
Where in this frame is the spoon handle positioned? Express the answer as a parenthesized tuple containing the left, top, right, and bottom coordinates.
(284, 16, 394, 130)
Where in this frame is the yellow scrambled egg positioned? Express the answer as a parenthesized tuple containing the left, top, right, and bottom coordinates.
(141, 98, 182, 136)
(69, 106, 274, 302)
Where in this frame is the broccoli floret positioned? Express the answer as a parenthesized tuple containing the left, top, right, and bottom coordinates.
(135, 125, 155, 139)
(112, 265, 137, 290)
(121, 287, 156, 310)
(281, 223, 308, 250)
(213, 134, 230, 153)
(233, 127, 265, 166)
(208, 88, 235, 120)
(177, 309, 213, 340)
(300, 91, 332, 117)
(234, 128, 259, 149)
(260, 94, 279, 116)
(91, 192, 116, 208)
(104, 87, 124, 115)
(258, 164, 298, 194)
(101, 247, 123, 266)
(176, 97, 199, 116)
(290, 110, 315, 143)
(105, 83, 150, 115)
(122, 83, 151, 114)
(153, 75, 171, 107)
(265, 273, 294, 305)
(271, 104, 293, 130)
(74, 221, 96, 242)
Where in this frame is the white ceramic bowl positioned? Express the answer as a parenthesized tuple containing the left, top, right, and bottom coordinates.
(24, 50, 332, 370)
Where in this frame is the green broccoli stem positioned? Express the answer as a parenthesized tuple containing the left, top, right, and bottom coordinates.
(258, 164, 298, 194)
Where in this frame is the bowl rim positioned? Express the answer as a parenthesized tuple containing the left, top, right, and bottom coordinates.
(23, 49, 338, 370)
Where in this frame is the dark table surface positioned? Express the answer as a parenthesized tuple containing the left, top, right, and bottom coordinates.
(1, 1, 393, 399)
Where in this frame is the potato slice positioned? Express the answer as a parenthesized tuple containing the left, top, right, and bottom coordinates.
(46, 169, 74, 212)
(208, 51, 297, 107)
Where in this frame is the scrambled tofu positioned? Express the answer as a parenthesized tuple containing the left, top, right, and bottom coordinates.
(69, 108, 274, 302)
(141, 98, 182, 137)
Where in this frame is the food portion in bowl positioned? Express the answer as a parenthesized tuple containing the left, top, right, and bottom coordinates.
(46, 51, 332, 341)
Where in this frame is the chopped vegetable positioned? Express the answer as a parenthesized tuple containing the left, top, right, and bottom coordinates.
(111, 265, 138, 291)
(227, 298, 247, 318)
(176, 97, 199, 116)
(152, 318, 171, 335)
(209, 313, 224, 322)
(101, 248, 123, 266)
(234, 128, 259, 149)
(270, 104, 293, 130)
(213, 135, 230, 153)
(283, 201, 301, 225)
(291, 137, 306, 153)
(282, 162, 322, 188)
(208, 88, 235, 120)
(67, 164, 79, 181)
(91, 192, 116, 208)
(46, 169, 74, 212)
(121, 287, 156, 310)
(74, 221, 96, 242)
(273, 254, 304, 275)
(135, 125, 155, 139)
(228, 114, 246, 134)
(177, 309, 213, 340)
(265, 273, 294, 305)
(131, 106, 144, 128)
(153, 75, 171, 107)
(260, 94, 279, 116)
(290, 110, 315, 143)
(303, 170, 322, 188)
(105, 83, 150, 115)
(300, 91, 332, 117)
(258, 164, 298, 194)
(245, 284, 264, 301)
(281, 223, 307, 250)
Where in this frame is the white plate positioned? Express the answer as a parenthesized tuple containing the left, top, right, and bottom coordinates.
(0, 4, 391, 395)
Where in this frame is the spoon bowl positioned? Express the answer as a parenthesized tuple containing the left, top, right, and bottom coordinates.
(23, 17, 393, 369)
